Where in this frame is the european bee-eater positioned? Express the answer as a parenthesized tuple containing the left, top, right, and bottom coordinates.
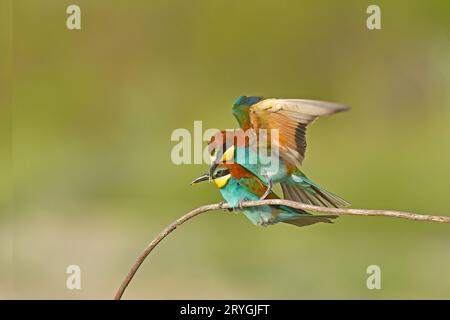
(208, 96, 349, 207)
(192, 163, 337, 227)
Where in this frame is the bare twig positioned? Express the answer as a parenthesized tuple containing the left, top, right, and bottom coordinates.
(113, 203, 221, 300)
(114, 200, 450, 299)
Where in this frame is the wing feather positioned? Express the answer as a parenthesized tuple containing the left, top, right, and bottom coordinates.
(249, 98, 348, 166)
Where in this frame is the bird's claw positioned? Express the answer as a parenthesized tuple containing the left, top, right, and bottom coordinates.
(218, 201, 233, 212)
(259, 179, 273, 200)
(231, 200, 245, 211)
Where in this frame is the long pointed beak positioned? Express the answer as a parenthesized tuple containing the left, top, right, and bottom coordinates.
(190, 173, 210, 185)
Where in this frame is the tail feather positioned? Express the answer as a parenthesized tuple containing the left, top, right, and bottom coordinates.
(281, 179, 350, 208)
(269, 205, 337, 228)
(282, 214, 337, 227)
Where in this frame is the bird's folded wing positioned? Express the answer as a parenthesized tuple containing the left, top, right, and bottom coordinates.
(248, 98, 349, 166)
(238, 176, 278, 199)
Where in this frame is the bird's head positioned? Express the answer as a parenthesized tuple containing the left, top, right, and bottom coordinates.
(232, 95, 263, 128)
(191, 167, 231, 189)
(233, 95, 263, 107)
(207, 131, 237, 179)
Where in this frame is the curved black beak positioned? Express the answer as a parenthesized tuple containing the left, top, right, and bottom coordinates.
(190, 173, 210, 185)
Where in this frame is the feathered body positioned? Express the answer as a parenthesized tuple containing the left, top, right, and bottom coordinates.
(207, 164, 336, 227)
(209, 95, 350, 208)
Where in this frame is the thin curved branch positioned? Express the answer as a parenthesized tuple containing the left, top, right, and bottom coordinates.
(114, 200, 450, 299)
(113, 203, 223, 300)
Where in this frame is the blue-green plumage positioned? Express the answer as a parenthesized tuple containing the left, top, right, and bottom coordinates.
(217, 176, 272, 225)
(204, 166, 336, 227)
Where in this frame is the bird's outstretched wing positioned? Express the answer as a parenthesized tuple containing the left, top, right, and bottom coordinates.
(247, 98, 348, 166)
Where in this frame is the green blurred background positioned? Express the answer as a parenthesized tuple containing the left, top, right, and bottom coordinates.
(2, 0, 450, 299)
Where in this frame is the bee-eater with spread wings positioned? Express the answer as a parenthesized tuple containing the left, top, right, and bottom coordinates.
(208, 96, 349, 207)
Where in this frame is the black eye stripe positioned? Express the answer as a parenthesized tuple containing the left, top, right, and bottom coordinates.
(214, 169, 230, 178)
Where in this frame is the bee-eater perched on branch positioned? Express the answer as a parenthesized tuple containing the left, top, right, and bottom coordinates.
(192, 164, 337, 227)
(208, 96, 350, 207)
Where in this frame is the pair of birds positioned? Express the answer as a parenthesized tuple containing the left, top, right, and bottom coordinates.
(192, 96, 349, 228)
